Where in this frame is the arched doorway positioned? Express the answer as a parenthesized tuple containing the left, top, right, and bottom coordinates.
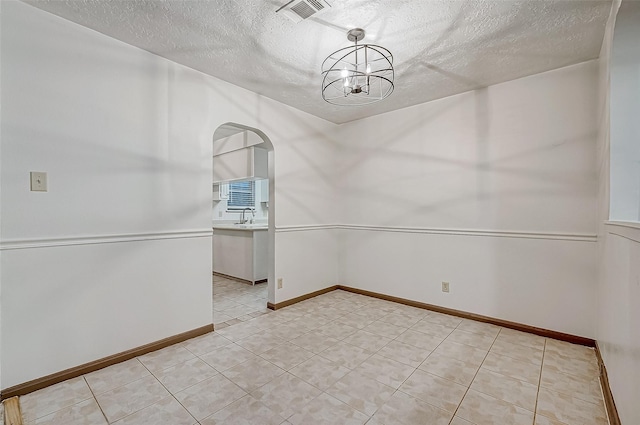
(211, 123, 275, 327)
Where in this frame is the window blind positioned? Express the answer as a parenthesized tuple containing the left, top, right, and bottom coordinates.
(227, 181, 255, 209)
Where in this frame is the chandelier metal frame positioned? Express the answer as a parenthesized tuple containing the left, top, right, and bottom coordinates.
(321, 28, 394, 106)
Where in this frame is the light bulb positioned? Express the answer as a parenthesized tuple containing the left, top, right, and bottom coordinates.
(341, 68, 349, 78)
(343, 78, 349, 87)
(366, 63, 371, 74)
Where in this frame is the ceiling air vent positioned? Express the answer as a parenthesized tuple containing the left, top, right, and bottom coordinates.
(276, 0, 332, 23)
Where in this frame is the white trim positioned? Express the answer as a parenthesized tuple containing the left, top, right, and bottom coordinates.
(0, 229, 213, 250)
(276, 224, 597, 242)
(605, 221, 640, 243)
(604, 220, 640, 231)
(276, 224, 337, 233)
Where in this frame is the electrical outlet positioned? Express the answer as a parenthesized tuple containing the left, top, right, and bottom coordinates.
(442, 282, 450, 293)
(277, 278, 283, 289)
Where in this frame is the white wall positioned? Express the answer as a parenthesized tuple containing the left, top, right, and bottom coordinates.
(596, 1, 640, 423)
(0, 0, 339, 389)
(337, 61, 599, 337)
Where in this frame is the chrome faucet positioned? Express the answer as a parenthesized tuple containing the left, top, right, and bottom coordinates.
(240, 207, 254, 224)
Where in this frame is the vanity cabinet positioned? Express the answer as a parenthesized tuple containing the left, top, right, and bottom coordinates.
(212, 226, 267, 284)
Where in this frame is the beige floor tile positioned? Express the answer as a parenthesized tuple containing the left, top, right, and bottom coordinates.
(199, 343, 259, 372)
(450, 417, 476, 425)
(180, 332, 232, 356)
(446, 329, 496, 351)
(300, 314, 334, 328)
(213, 299, 241, 311)
(394, 329, 445, 351)
(214, 321, 262, 341)
(236, 332, 286, 355)
(212, 312, 233, 325)
(264, 323, 309, 341)
(289, 332, 340, 354)
(540, 366, 602, 405)
(382, 313, 422, 328)
(111, 396, 196, 425)
(481, 351, 541, 384)
(250, 372, 322, 419)
(410, 319, 455, 339)
(289, 355, 351, 390)
(288, 393, 369, 425)
(456, 389, 534, 425)
(85, 359, 151, 395)
(326, 371, 395, 416)
(456, 320, 501, 338)
(343, 329, 392, 352)
(423, 312, 463, 328)
(23, 398, 106, 425)
(362, 321, 407, 339)
(371, 391, 452, 425)
(536, 387, 608, 425)
(319, 341, 374, 369)
(316, 322, 359, 340)
(221, 357, 285, 392)
(391, 304, 429, 318)
(496, 328, 545, 350)
(200, 395, 284, 425)
(95, 375, 169, 423)
(490, 338, 543, 365)
(418, 352, 479, 386)
(433, 340, 488, 366)
(354, 307, 385, 320)
(152, 357, 217, 393)
(470, 368, 538, 411)
(173, 374, 246, 421)
(20, 377, 94, 422)
(376, 340, 431, 368)
(353, 354, 415, 389)
(137, 345, 196, 373)
(334, 312, 376, 329)
(544, 339, 597, 363)
(534, 414, 568, 425)
(542, 351, 599, 381)
(259, 341, 316, 370)
(399, 369, 467, 413)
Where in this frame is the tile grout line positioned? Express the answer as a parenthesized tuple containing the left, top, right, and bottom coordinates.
(82, 376, 110, 424)
(447, 325, 501, 425)
(532, 338, 547, 424)
(368, 316, 461, 422)
(135, 357, 201, 425)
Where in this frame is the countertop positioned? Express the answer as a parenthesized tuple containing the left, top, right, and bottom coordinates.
(213, 223, 268, 231)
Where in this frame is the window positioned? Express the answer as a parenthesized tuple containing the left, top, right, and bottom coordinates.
(227, 181, 255, 210)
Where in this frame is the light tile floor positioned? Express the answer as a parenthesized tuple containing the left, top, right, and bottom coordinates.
(17, 289, 608, 425)
(212, 274, 269, 328)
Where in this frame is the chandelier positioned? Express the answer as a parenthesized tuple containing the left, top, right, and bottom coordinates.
(321, 28, 394, 106)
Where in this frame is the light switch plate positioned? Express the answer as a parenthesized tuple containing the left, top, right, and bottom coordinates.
(30, 171, 47, 192)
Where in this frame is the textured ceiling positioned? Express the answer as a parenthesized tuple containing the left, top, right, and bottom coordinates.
(23, 0, 612, 124)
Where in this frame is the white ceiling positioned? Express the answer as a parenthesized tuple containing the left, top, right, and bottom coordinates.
(23, 0, 612, 124)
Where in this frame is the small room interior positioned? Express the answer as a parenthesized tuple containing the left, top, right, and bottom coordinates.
(0, 0, 639, 424)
